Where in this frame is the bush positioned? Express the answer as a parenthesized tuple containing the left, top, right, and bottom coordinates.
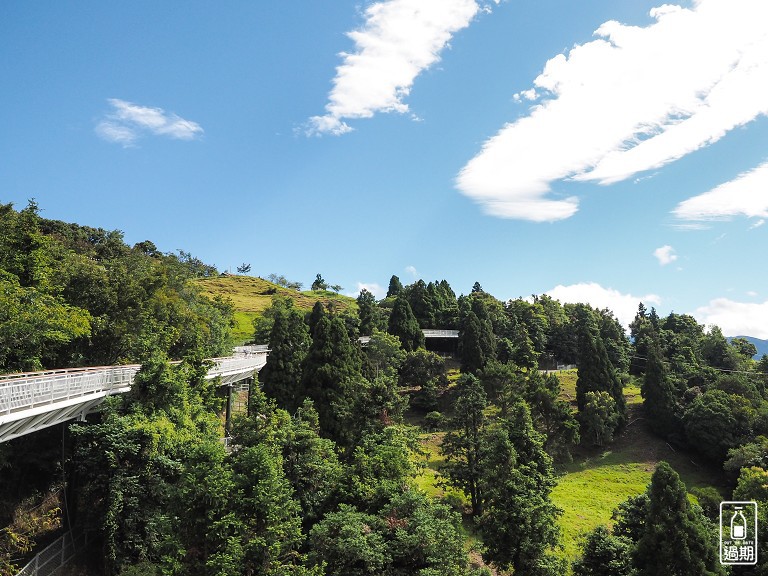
(424, 411, 444, 431)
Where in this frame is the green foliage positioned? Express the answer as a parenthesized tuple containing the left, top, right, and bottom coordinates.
(387, 275, 403, 298)
(364, 329, 405, 381)
(357, 288, 385, 336)
(387, 296, 424, 352)
(576, 307, 626, 430)
(580, 391, 619, 446)
(0, 272, 91, 371)
(641, 335, 680, 437)
(633, 462, 724, 576)
(260, 298, 311, 412)
(441, 374, 488, 516)
(400, 348, 446, 411)
(683, 388, 754, 463)
(477, 401, 565, 575)
(572, 525, 633, 576)
(311, 273, 328, 291)
(526, 372, 580, 462)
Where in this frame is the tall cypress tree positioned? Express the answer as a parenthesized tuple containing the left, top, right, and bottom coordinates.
(387, 296, 424, 352)
(260, 301, 310, 413)
(478, 400, 565, 574)
(633, 462, 724, 576)
(576, 309, 626, 427)
(301, 315, 361, 444)
(386, 275, 403, 298)
(641, 335, 678, 438)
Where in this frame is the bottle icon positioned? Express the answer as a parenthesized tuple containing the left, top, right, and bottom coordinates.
(731, 507, 747, 540)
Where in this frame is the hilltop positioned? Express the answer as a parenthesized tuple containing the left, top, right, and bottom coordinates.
(193, 275, 357, 344)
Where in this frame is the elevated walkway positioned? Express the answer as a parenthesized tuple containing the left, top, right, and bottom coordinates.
(0, 352, 268, 443)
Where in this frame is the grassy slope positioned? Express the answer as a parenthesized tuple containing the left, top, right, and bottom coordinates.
(551, 372, 727, 563)
(193, 275, 357, 344)
(410, 368, 727, 568)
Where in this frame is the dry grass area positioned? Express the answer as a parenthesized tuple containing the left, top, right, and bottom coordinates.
(193, 275, 356, 344)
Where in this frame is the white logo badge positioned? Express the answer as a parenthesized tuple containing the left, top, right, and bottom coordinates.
(720, 501, 758, 565)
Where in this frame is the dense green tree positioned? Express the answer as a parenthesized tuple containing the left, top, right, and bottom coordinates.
(356, 288, 385, 336)
(683, 389, 754, 463)
(576, 309, 626, 428)
(526, 372, 580, 462)
(386, 275, 403, 298)
(0, 273, 91, 372)
(441, 375, 487, 516)
(633, 462, 724, 576)
(281, 400, 342, 526)
(731, 337, 758, 360)
(311, 273, 328, 291)
(387, 296, 424, 352)
(479, 360, 524, 416)
(477, 401, 565, 575)
(309, 505, 390, 575)
(733, 466, 768, 576)
(572, 525, 633, 576)
(363, 329, 405, 381)
(580, 391, 619, 446)
(407, 279, 436, 328)
(301, 314, 362, 444)
(399, 348, 446, 411)
(260, 299, 311, 412)
(642, 335, 680, 438)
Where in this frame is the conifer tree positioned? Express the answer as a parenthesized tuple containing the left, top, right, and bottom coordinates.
(301, 314, 362, 445)
(387, 296, 424, 352)
(386, 274, 403, 297)
(641, 335, 679, 437)
(478, 400, 565, 575)
(576, 309, 626, 427)
(633, 462, 724, 575)
(260, 300, 311, 413)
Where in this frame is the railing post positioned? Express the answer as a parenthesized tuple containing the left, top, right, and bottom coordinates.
(225, 383, 233, 437)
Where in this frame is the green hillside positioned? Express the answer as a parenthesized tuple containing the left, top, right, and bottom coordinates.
(193, 275, 357, 344)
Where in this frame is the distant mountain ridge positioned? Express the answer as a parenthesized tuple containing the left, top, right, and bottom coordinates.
(729, 336, 768, 359)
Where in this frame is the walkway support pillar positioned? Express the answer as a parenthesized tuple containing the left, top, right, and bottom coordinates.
(225, 383, 233, 437)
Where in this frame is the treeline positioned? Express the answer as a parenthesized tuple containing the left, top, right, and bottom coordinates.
(4, 202, 768, 574)
(0, 200, 233, 372)
(0, 200, 235, 572)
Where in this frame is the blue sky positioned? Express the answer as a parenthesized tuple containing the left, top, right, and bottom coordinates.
(2, 0, 768, 336)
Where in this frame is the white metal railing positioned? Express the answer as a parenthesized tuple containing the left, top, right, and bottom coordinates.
(16, 530, 89, 576)
(421, 329, 459, 338)
(0, 365, 140, 417)
(0, 353, 268, 443)
(233, 345, 269, 355)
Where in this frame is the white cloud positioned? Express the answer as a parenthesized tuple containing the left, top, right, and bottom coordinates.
(404, 265, 418, 278)
(457, 0, 768, 221)
(673, 160, 768, 222)
(545, 282, 660, 329)
(307, 0, 482, 135)
(695, 298, 768, 339)
(348, 282, 386, 299)
(653, 245, 677, 266)
(96, 99, 203, 146)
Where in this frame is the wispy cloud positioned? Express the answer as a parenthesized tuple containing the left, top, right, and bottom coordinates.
(348, 282, 386, 299)
(546, 282, 660, 329)
(653, 245, 677, 266)
(307, 0, 489, 136)
(695, 297, 768, 339)
(404, 265, 418, 278)
(457, 0, 768, 221)
(673, 160, 768, 222)
(96, 99, 203, 146)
